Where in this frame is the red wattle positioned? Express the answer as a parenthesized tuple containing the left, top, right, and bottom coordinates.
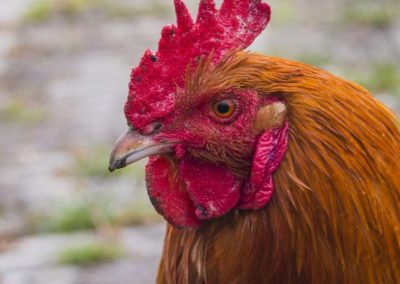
(146, 155, 242, 228)
(146, 157, 201, 229)
(179, 157, 241, 220)
(145, 122, 289, 228)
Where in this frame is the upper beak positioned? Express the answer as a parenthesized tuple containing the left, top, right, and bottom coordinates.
(108, 129, 175, 172)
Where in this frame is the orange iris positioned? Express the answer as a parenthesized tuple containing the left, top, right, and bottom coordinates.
(212, 99, 236, 118)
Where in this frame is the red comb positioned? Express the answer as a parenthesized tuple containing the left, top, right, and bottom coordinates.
(125, 0, 271, 129)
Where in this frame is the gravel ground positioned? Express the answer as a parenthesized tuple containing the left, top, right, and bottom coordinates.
(0, 224, 164, 284)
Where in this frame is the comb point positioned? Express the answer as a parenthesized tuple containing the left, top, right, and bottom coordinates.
(174, 0, 194, 32)
(196, 0, 217, 24)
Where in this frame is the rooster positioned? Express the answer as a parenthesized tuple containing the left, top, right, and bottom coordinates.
(109, 0, 400, 283)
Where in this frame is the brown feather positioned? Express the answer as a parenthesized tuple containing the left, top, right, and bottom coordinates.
(156, 53, 400, 284)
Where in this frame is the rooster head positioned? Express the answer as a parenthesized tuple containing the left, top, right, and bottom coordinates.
(109, 0, 289, 229)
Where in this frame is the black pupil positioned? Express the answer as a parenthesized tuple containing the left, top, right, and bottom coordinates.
(217, 102, 230, 114)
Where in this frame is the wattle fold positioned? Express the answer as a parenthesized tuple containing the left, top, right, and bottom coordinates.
(145, 122, 289, 229)
(146, 157, 201, 229)
(146, 156, 241, 229)
(179, 157, 241, 221)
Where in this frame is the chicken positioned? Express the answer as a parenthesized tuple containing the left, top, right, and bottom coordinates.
(108, 0, 400, 283)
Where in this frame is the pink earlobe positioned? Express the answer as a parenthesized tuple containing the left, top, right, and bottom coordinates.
(239, 122, 289, 209)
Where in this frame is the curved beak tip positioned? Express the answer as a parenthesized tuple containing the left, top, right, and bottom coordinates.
(108, 128, 177, 174)
(108, 156, 126, 173)
(108, 153, 117, 173)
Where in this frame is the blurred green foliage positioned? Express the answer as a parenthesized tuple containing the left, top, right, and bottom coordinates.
(106, 1, 170, 19)
(0, 99, 48, 124)
(112, 200, 161, 227)
(340, 3, 397, 29)
(37, 201, 99, 233)
(23, 0, 170, 23)
(73, 145, 116, 178)
(58, 242, 123, 265)
(295, 53, 332, 68)
(350, 62, 400, 95)
(23, 0, 52, 22)
(72, 144, 145, 178)
(34, 197, 159, 233)
(269, 0, 296, 25)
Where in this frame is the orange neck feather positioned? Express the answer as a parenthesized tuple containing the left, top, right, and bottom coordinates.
(157, 53, 400, 284)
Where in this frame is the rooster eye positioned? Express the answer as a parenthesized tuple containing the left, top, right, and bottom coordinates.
(212, 99, 236, 119)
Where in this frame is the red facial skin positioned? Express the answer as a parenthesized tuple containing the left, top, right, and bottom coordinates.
(142, 89, 288, 229)
(123, 0, 286, 229)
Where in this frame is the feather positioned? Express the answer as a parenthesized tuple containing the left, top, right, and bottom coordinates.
(156, 53, 400, 283)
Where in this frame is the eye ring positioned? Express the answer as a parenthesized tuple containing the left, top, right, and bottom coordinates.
(211, 98, 237, 119)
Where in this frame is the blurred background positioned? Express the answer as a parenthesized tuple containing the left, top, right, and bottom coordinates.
(0, 0, 399, 283)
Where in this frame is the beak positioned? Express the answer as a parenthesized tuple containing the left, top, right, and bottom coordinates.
(108, 129, 175, 172)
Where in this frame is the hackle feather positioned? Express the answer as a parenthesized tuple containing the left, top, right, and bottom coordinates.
(156, 53, 400, 284)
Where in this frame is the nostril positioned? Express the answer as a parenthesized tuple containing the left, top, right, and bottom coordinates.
(141, 121, 163, 136)
(152, 123, 163, 135)
(127, 122, 136, 132)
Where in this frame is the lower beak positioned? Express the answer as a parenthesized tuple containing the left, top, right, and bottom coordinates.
(108, 129, 175, 172)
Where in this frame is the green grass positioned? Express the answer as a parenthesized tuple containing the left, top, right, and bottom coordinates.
(340, 4, 397, 29)
(58, 242, 123, 266)
(62, 0, 93, 16)
(1, 99, 48, 124)
(37, 202, 99, 233)
(111, 200, 161, 226)
(34, 196, 159, 233)
(72, 144, 146, 178)
(23, 0, 103, 22)
(349, 62, 400, 95)
(106, 2, 170, 19)
(295, 52, 332, 68)
(23, 0, 52, 23)
(23, 0, 170, 23)
(73, 145, 114, 178)
(269, 0, 296, 25)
